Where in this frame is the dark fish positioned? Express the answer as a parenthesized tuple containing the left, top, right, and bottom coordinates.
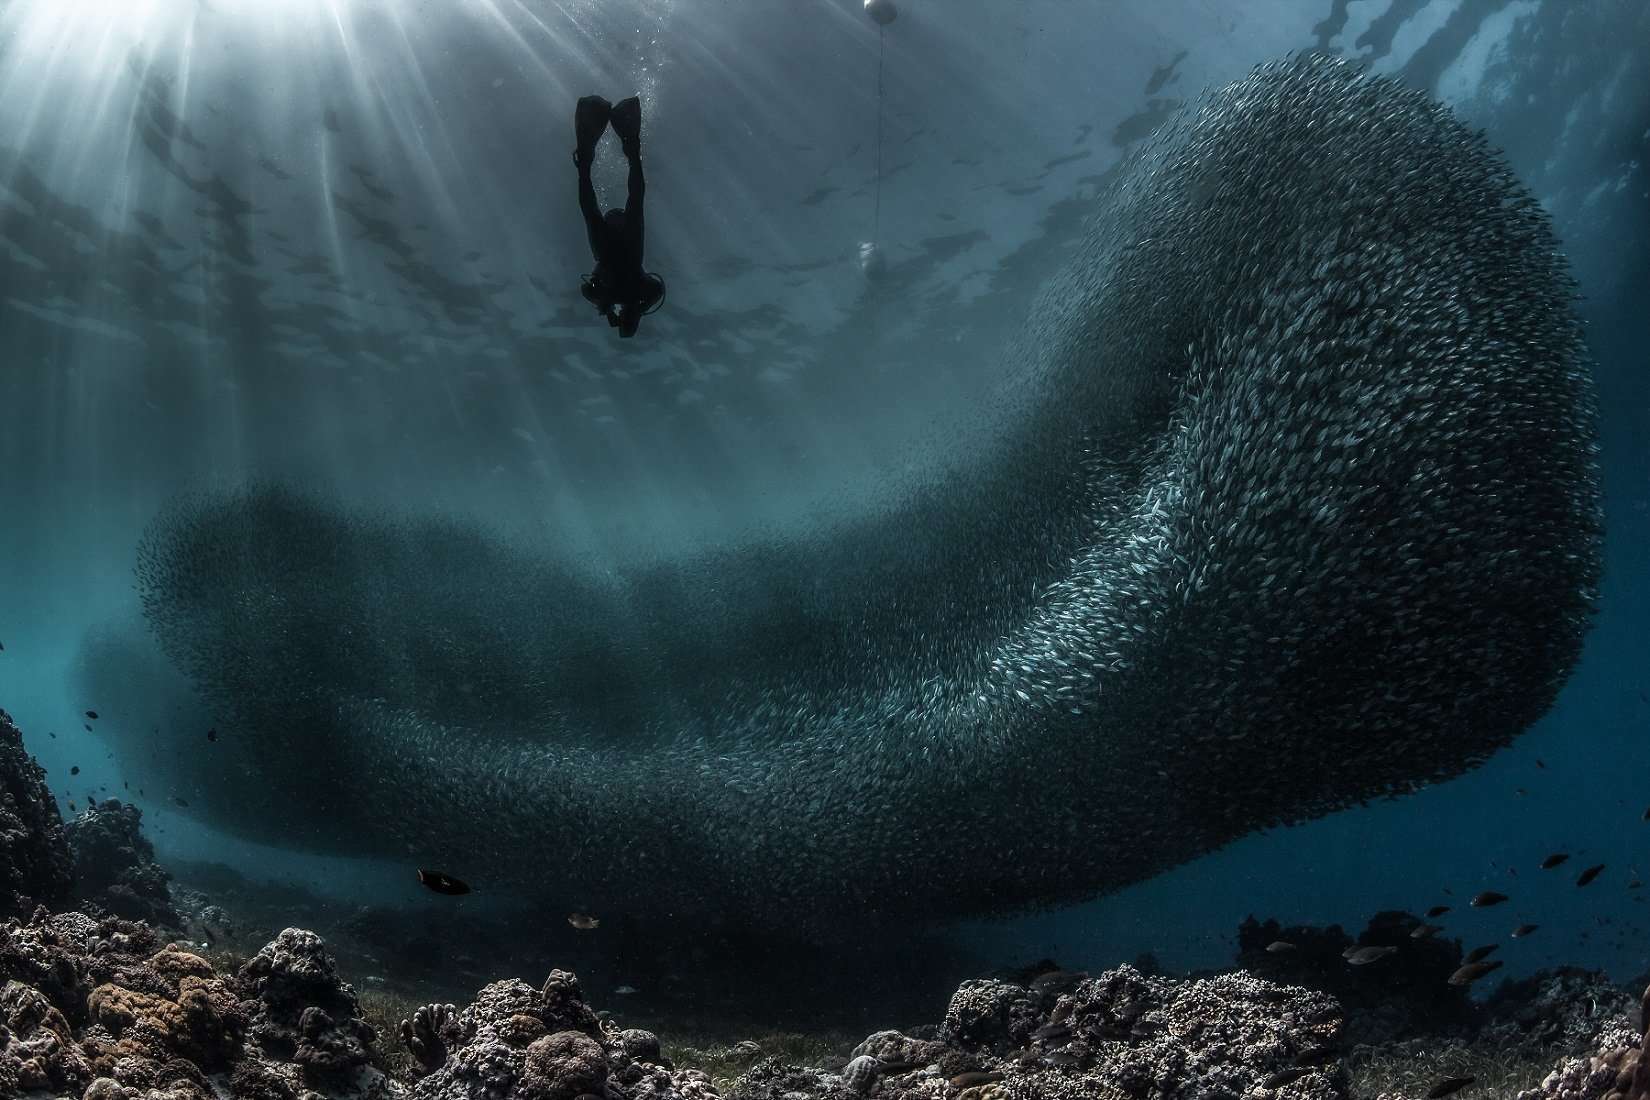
(85, 710, 98, 719)
(1642, 806, 1649, 822)
(1344, 945, 1397, 965)
(1510, 924, 1539, 938)
(1042, 1051, 1080, 1068)
(83, 724, 92, 732)
(416, 869, 470, 896)
(1576, 864, 1605, 887)
(1427, 1075, 1475, 1098)
(70, 766, 80, 775)
(1540, 853, 1569, 869)
(1470, 891, 1508, 907)
(172, 796, 189, 808)
(1032, 1022, 1071, 1041)
(48, 732, 55, 739)
(1426, 905, 1451, 917)
(207, 728, 218, 742)
(1448, 960, 1503, 986)
(568, 912, 600, 930)
(68, 801, 76, 811)
(1265, 1067, 1311, 1089)
(1464, 944, 1499, 964)
(1629, 879, 1643, 890)
(1535, 759, 1546, 768)
(1411, 923, 1443, 940)
(1294, 1045, 1340, 1067)
(1265, 940, 1297, 953)
(949, 1072, 1003, 1088)
(876, 1060, 921, 1073)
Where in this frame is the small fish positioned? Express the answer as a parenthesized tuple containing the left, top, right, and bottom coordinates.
(1642, 806, 1649, 822)
(1540, 853, 1569, 869)
(1629, 879, 1643, 889)
(949, 1072, 1004, 1088)
(1032, 1022, 1071, 1041)
(172, 796, 189, 808)
(1411, 923, 1443, 940)
(568, 912, 600, 930)
(1576, 863, 1605, 887)
(1426, 905, 1451, 918)
(70, 766, 80, 775)
(613, 984, 638, 995)
(1427, 1075, 1475, 1099)
(1448, 960, 1503, 986)
(1463, 944, 1499, 964)
(68, 800, 77, 811)
(417, 869, 470, 895)
(1470, 890, 1508, 907)
(1535, 759, 1546, 768)
(1344, 945, 1397, 965)
(1042, 1050, 1080, 1068)
(1265, 940, 1297, 953)
(206, 728, 218, 742)
(83, 724, 92, 732)
(1510, 924, 1539, 938)
(85, 710, 98, 719)
(1264, 1067, 1311, 1089)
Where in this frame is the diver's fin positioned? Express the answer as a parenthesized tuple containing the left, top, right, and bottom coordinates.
(609, 96, 641, 155)
(575, 96, 612, 164)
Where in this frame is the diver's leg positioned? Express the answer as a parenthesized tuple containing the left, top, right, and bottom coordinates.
(577, 162, 605, 260)
(610, 96, 646, 263)
(574, 96, 611, 260)
(623, 151, 645, 266)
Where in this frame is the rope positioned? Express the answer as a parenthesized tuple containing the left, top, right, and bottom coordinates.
(874, 23, 885, 243)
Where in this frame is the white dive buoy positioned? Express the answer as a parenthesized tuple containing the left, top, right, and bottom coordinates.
(865, 0, 898, 26)
(859, 240, 886, 280)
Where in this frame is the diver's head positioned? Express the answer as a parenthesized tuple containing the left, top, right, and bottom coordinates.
(604, 208, 626, 232)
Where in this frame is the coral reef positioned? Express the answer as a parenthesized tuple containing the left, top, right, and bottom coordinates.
(0, 912, 395, 1100)
(1514, 982, 1649, 1100)
(95, 53, 1600, 934)
(0, 708, 72, 921)
(1482, 969, 1640, 1059)
(724, 962, 1347, 1100)
(398, 967, 720, 1100)
(65, 800, 182, 931)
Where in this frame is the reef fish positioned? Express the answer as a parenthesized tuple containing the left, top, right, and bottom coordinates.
(1576, 863, 1605, 886)
(1540, 853, 1569, 869)
(568, 912, 600, 930)
(416, 869, 470, 896)
(1344, 945, 1397, 965)
(1448, 960, 1503, 986)
(1463, 944, 1499, 964)
(1469, 891, 1508, 907)
(1427, 1076, 1475, 1099)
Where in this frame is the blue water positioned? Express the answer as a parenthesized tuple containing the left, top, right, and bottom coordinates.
(1, 0, 1647, 997)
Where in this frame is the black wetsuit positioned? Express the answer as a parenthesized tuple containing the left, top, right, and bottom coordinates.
(578, 147, 664, 338)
